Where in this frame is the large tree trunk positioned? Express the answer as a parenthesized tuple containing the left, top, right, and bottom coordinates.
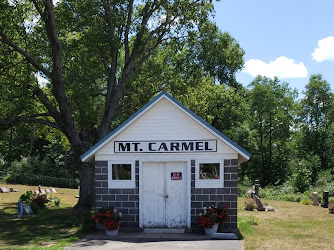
(75, 161, 95, 208)
(72, 133, 95, 209)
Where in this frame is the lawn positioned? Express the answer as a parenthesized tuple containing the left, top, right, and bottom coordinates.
(238, 197, 334, 250)
(1, 185, 334, 249)
(0, 184, 94, 249)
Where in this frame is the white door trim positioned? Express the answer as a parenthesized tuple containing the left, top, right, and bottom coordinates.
(139, 159, 191, 228)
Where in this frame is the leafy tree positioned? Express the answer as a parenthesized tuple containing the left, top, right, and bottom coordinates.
(246, 76, 298, 186)
(289, 154, 320, 193)
(299, 74, 334, 177)
(183, 21, 245, 88)
(0, 0, 223, 208)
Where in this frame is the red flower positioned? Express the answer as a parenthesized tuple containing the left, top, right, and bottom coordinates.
(92, 207, 122, 230)
(197, 205, 229, 229)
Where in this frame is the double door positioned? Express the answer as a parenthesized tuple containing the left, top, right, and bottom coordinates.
(142, 161, 188, 228)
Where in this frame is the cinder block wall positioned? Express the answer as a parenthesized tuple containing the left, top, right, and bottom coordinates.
(95, 159, 238, 231)
(190, 159, 238, 232)
(94, 161, 140, 227)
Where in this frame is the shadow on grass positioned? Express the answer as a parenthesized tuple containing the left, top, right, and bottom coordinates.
(235, 228, 244, 240)
(0, 201, 94, 248)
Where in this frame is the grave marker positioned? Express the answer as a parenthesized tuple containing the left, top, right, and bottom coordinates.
(255, 196, 265, 211)
(321, 191, 329, 208)
(312, 192, 319, 206)
(255, 180, 260, 197)
(0, 187, 9, 193)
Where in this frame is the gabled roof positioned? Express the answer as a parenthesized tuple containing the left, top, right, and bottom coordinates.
(81, 91, 251, 163)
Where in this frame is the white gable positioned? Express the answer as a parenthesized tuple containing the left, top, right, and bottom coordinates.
(97, 98, 235, 156)
(81, 92, 250, 163)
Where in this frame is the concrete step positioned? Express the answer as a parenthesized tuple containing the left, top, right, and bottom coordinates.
(143, 228, 185, 234)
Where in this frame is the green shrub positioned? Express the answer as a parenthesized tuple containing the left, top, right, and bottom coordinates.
(300, 199, 311, 205)
(54, 197, 60, 207)
(48, 197, 61, 207)
(239, 215, 260, 225)
(20, 191, 34, 203)
(238, 183, 250, 197)
(3, 156, 79, 188)
(289, 156, 320, 193)
(290, 166, 312, 193)
(314, 169, 334, 187)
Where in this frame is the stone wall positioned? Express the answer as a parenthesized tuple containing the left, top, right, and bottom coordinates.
(95, 159, 238, 231)
(94, 161, 140, 227)
(190, 159, 238, 232)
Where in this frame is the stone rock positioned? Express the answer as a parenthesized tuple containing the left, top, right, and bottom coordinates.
(312, 192, 319, 206)
(23, 204, 34, 215)
(255, 196, 265, 211)
(0, 187, 9, 193)
(265, 206, 276, 211)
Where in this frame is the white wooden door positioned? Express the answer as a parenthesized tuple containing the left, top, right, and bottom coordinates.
(142, 161, 188, 228)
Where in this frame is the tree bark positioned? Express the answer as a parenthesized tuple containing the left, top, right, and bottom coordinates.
(75, 160, 95, 208)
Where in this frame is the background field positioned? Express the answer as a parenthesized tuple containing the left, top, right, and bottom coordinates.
(238, 197, 334, 250)
(0, 184, 93, 249)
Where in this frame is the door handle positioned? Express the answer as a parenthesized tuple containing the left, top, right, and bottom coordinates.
(163, 194, 169, 198)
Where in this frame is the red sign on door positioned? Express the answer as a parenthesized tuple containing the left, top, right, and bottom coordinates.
(171, 172, 182, 180)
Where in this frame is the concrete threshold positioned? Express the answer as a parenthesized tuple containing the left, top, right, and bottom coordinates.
(83, 231, 238, 241)
(143, 228, 185, 234)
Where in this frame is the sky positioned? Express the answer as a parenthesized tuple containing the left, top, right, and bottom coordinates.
(213, 0, 334, 97)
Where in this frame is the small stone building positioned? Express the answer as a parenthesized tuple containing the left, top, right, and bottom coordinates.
(81, 91, 250, 232)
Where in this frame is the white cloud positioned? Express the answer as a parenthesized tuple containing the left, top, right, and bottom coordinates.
(243, 56, 308, 79)
(312, 36, 334, 62)
(148, 14, 180, 30)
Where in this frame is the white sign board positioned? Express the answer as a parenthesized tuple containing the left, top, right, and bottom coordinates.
(114, 140, 217, 153)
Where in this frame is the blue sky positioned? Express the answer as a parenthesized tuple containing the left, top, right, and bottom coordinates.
(213, 0, 334, 97)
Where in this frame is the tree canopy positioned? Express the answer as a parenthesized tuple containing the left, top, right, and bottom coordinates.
(1, 1, 333, 206)
(0, 0, 248, 207)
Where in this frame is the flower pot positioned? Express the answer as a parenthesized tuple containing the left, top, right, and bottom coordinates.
(105, 228, 119, 236)
(204, 223, 219, 235)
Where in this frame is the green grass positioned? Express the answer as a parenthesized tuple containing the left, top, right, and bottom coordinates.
(238, 197, 334, 250)
(2, 185, 334, 249)
(0, 184, 94, 249)
(238, 215, 260, 234)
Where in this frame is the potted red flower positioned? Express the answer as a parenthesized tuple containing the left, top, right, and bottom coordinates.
(92, 207, 122, 236)
(197, 205, 229, 235)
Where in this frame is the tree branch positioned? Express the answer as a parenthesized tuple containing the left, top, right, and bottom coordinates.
(0, 114, 59, 132)
(31, 0, 45, 19)
(32, 87, 60, 118)
(124, 0, 134, 62)
(0, 30, 51, 78)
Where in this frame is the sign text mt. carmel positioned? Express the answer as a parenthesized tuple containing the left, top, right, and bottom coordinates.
(114, 140, 217, 153)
